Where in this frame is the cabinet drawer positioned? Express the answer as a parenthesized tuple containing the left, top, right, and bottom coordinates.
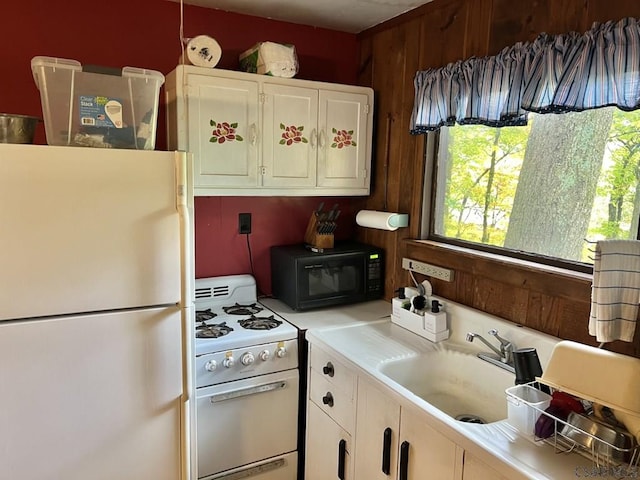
(310, 369, 355, 432)
(309, 344, 356, 397)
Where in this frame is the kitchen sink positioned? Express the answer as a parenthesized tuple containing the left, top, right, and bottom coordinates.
(378, 347, 515, 424)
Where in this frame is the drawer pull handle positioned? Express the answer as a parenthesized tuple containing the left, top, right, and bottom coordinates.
(323, 362, 335, 377)
(399, 441, 410, 480)
(382, 427, 392, 475)
(338, 439, 347, 480)
(322, 392, 334, 407)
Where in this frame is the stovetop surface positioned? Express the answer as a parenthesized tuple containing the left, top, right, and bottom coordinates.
(194, 274, 297, 356)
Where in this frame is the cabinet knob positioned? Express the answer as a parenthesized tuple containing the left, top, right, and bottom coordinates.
(322, 392, 334, 407)
(323, 362, 335, 377)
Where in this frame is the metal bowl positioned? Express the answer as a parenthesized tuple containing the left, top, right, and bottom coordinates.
(0, 113, 40, 144)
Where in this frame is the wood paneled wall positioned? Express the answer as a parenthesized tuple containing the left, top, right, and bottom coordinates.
(355, 0, 640, 357)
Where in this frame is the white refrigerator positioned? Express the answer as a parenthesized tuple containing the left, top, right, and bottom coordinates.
(0, 144, 194, 480)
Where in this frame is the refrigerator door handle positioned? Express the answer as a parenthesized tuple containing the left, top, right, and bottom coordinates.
(175, 151, 194, 480)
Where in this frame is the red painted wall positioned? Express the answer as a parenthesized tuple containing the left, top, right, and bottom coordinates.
(4, 0, 363, 292)
(195, 197, 356, 295)
(2, 0, 358, 147)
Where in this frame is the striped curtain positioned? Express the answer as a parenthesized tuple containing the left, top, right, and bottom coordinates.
(410, 17, 640, 133)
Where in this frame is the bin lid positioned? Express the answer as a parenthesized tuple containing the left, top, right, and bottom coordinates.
(30, 56, 164, 90)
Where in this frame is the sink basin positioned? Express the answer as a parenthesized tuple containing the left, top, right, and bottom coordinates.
(378, 348, 515, 424)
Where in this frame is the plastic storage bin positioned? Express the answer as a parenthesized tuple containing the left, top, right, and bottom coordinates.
(506, 384, 551, 436)
(31, 56, 164, 149)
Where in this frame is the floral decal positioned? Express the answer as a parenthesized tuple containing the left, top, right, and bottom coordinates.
(210, 120, 243, 144)
(331, 128, 357, 149)
(279, 123, 308, 146)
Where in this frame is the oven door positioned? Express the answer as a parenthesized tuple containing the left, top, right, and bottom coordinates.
(296, 254, 366, 310)
(197, 369, 299, 478)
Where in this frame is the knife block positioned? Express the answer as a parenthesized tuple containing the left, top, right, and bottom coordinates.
(304, 213, 334, 249)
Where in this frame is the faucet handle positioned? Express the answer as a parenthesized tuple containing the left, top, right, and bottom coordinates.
(489, 329, 513, 362)
(488, 329, 507, 344)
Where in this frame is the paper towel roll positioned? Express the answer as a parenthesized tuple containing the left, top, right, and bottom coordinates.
(185, 35, 222, 68)
(356, 210, 409, 231)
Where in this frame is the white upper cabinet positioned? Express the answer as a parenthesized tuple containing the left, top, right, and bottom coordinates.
(166, 66, 373, 196)
(186, 74, 260, 188)
(318, 90, 370, 190)
(262, 83, 318, 188)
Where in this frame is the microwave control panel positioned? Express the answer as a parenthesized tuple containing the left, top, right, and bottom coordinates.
(366, 253, 383, 294)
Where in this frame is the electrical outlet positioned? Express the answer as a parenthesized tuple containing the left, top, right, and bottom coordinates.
(238, 213, 252, 234)
(402, 257, 454, 282)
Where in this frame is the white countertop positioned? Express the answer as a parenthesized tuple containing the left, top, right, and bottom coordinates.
(266, 298, 603, 480)
(259, 297, 391, 331)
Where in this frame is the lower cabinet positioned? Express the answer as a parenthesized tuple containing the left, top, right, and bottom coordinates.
(305, 343, 522, 480)
(305, 344, 356, 480)
(461, 452, 510, 480)
(354, 378, 462, 480)
(305, 401, 353, 480)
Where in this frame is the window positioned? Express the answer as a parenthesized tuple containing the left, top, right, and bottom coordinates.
(426, 107, 640, 271)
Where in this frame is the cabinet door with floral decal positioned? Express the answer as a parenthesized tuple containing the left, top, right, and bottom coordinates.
(187, 75, 259, 188)
(317, 90, 371, 191)
(262, 83, 318, 188)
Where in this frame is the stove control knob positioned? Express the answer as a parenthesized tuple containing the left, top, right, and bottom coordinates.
(276, 346, 287, 358)
(259, 350, 270, 361)
(241, 352, 255, 366)
(223, 356, 235, 368)
(205, 360, 217, 372)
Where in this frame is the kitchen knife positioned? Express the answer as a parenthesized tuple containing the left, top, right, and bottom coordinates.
(322, 206, 338, 234)
(328, 203, 339, 219)
(329, 210, 340, 233)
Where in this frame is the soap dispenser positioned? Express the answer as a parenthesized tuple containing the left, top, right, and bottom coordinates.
(423, 300, 447, 334)
(392, 287, 411, 318)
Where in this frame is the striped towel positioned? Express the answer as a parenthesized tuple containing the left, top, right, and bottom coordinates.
(589, 240, 640, 343)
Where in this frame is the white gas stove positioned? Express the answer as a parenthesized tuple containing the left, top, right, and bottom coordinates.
(193, 274, 299, 387)
(194, 274, 300, 479)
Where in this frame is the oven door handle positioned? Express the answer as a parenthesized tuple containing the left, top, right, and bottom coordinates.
(208, 380, 288, 403)
(214, 457, 286, 479)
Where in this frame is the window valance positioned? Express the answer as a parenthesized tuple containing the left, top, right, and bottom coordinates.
(410, 17, 640, 133)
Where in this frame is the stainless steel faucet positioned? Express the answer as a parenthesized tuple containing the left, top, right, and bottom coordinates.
(466, 329, 515, 373)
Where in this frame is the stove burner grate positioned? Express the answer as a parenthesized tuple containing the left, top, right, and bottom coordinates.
(223, 303, 264, 316)
(239, 315, 283, 331)
(196, 321, 234, 339)
(196, 308, 217, 322)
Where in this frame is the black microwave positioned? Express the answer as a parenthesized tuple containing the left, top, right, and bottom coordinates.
(270, 241, 384, 311)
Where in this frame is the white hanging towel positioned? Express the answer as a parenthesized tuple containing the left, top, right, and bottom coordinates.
(589, 240, 640, 343)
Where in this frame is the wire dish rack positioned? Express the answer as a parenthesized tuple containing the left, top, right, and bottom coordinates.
(506, 382, 640, 476)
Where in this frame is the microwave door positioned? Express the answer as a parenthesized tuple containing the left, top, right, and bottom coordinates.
(307, 264, 359, 296)
(302, 258, 364, 309)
